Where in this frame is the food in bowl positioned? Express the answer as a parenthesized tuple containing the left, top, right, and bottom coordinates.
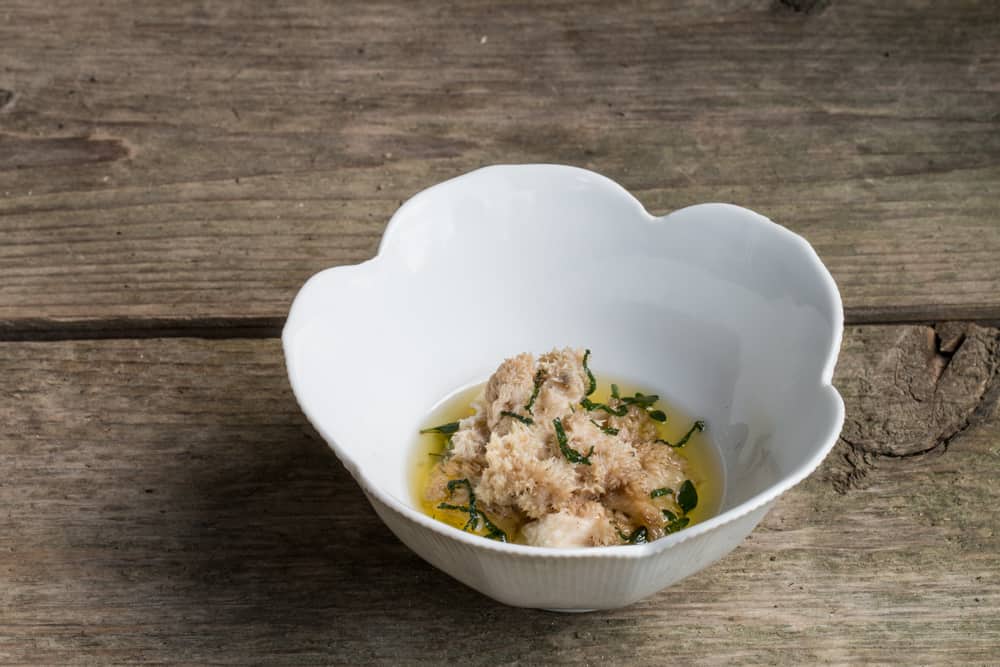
(282, 164, 845, 610)
(413, 348, 720, 548)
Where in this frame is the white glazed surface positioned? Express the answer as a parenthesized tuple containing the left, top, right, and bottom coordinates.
(282, 164, 845, 610)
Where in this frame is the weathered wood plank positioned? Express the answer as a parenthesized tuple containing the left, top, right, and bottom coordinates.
(0, 328, 996, 663)
(1, 0, 999, 325)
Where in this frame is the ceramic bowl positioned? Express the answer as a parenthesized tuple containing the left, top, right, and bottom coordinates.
(282, 164, 844, 611)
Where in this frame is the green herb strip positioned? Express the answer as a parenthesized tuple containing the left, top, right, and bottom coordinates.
(480, 515, 508, 542)
(664, 515, 690, 534)
(553, 418, 594, 465)
(590, 418, 620, 436)
(677, 479, 698, 514)
(584, 387, 671, 424)
(617, 526, 649, 544)
(437, 479, 479, 532)
(580, 397, 628, 417)
(420, 421, 460, 435)
(655, 420, 705, 448)
(621, 392, 659, 409)
(524, 369, 545, 415)
(653, 481, 698, 534)
(500, 410, 535, 425)
(583, 349, 597, 396)
(437, 478, 508, 542)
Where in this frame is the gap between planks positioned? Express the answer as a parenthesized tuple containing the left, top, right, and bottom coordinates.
(2, 305, 1000, 341)
(0, 316, 284, 341)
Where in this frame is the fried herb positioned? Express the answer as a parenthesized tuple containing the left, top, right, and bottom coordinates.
(661, 498, 693, 533)
(525, 369, 545, 414)
(437, 478, 508, 542)
(664, 515, 690, 534)
(677, 479, 698, 514)
(650, 487, 673, 499)
(580, 397, 628, 416)
(657, 480, 697, 534)
(590, 418, 620, 436)
(612, 391, 669, 423)
(480, 514, 509, 542)
(438, 479, 479, 530)
(621, 392, 659, 409)
(420, 421, 460, 435)
(617, 526, 649, 544)
(553, 418, 594, 465)
(583, 349, 597, 396)
(655, 420, 705, 448)
(500, 410, 535, 425)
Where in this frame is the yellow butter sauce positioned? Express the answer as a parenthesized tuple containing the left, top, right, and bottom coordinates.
(411, 377, 723, 543)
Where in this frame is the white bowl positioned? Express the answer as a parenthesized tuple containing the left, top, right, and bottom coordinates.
(282, 164, 844, 611)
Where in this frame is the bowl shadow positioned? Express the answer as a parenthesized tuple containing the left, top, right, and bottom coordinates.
(140, 372, 621, 659)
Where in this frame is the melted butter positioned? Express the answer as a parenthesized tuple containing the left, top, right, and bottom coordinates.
(410, 376, 723, 543)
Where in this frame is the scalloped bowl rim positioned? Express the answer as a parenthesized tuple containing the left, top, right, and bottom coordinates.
(283, 163, 845, 560)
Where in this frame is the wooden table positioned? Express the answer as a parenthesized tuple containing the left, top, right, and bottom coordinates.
(2, 1, 998, 663)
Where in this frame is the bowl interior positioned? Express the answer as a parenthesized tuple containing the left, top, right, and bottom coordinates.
(283, 165, 843, 527)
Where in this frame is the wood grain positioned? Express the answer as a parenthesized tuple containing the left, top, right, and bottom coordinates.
(2, 1, 999, 663)
(0, 329, 996, 664)
(2, 0, 999, 327)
